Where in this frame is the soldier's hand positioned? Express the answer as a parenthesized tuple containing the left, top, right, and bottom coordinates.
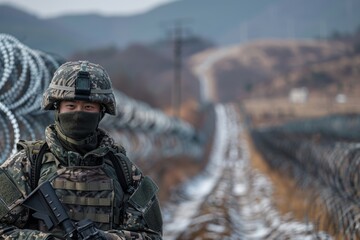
(76, 219, 107, 240)
(45, 236, 64, 240)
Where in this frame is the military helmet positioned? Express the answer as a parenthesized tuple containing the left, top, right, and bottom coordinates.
(42, 61, 116, 115)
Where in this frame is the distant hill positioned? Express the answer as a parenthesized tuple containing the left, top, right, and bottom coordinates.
(1, 0, 360, 57)
(196, 34, 360, 102)
(0, 5, 84, 55)
(223, 0, 360, 43)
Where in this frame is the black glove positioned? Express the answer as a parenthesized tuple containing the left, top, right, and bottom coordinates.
(75, 219, 107, 240)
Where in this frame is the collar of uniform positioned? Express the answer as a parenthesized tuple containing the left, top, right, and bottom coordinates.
(66, 151, 104, 167)
(63, 145, 112, 166)
(45, 125, 114, 167)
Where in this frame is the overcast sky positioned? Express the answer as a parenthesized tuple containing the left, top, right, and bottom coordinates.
(0, 0, 177, 18)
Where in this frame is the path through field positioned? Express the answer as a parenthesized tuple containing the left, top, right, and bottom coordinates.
(162, 103, 331, 239)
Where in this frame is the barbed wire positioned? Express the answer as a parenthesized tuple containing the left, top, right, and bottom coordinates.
(101, 90, 201, 160)
(0, 33, 201, 163)
(0, 34, 58, 162)
(251, 115, 360, 238)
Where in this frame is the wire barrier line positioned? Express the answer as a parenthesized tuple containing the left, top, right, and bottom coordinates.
(0, 33, 201, 164)
(0, 34, 60, 162)
(102, 90, 197, 139)
(0, 102, 18, 163)
(100, 90, 202, 161)
(251, 114, 360, 238)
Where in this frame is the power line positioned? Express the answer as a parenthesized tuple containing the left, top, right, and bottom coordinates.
(164, 19, 192, 117)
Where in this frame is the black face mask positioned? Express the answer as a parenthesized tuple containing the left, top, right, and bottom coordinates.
(57, 111, 101, 140)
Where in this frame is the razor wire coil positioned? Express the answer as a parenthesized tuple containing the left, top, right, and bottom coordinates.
(251, 115, 360, 238)
(0, 33, 201, 163)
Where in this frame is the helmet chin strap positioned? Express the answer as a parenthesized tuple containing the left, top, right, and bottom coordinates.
(100, 105, 106, 120)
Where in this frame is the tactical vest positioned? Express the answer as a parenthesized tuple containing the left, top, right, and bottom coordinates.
(39, 167, 120, 232)
(15, 140, 147, 232)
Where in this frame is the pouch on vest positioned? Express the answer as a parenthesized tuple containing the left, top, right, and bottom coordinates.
(128, 176, 162, 234)
(0, 169, 23, 219)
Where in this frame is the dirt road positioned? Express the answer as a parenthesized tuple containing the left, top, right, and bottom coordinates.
(163, 103, 331, 239)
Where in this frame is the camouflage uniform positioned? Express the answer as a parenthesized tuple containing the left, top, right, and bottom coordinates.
(0, 61, 162, 239)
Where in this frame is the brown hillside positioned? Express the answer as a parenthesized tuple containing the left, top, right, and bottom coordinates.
(190, 38, 360, 126)
(211, 39, 352, 101)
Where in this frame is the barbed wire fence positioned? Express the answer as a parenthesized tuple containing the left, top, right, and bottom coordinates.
(0, 34, 59, 162)
(251, 114, 360, 238)
(101, 89, 202, 162)
(0, 33, 201, 164)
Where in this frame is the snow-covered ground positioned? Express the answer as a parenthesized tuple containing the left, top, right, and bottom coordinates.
(162, 103, 332, 239)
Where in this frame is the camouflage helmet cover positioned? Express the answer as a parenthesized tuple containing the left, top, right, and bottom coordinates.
(42, 61, 116, 115)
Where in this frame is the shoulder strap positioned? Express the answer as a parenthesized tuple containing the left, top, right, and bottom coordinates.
(107, 150, 141, 226)
(16, 140, 49, 190)
(31, 142, 49, 190)
(107, 151, 133, 194)
(108, 150, 162, 233)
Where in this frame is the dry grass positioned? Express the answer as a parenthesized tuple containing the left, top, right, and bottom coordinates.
(244, 129, 342, 237)
(145, 108, 216, 204)
(239, 98, 359, 238)
(145, 155, 205, 203)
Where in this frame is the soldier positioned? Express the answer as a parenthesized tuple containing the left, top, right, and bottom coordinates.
(0, 61, 163, 239)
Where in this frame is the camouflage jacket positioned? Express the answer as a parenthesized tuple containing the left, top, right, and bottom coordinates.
(0, 125, 162, 240)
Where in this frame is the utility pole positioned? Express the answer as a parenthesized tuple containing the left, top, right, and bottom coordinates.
(173, 22, 183, 117)
(161, 18, 192, 117)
